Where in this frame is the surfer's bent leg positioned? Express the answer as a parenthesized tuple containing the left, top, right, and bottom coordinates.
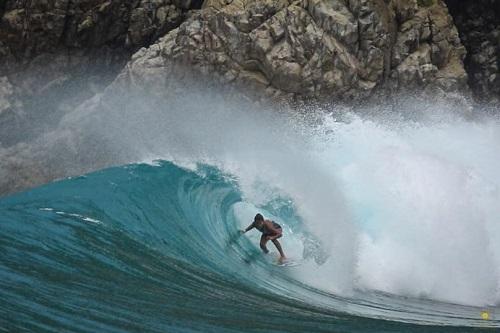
(260, 234, 269, 253)
(271, 237, 285, 259)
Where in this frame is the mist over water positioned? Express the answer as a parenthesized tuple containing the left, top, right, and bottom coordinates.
(5, 73, 500, 310)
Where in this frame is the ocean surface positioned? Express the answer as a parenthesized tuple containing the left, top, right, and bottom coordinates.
(1, 160, 499, 333)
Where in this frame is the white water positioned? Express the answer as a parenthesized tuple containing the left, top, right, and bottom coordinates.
(314, 114, 500, 306)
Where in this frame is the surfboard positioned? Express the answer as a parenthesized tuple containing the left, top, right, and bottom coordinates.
(274, 258, 302, 267)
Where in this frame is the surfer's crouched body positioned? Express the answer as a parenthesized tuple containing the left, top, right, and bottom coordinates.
(241, 213, 286, 263)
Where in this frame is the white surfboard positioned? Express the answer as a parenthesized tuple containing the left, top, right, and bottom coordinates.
(273, 257, 302, 267)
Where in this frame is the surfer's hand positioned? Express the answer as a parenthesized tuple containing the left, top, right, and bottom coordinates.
(239, 230, 245, 234)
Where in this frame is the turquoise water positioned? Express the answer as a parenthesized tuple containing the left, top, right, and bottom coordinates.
(1, 161, 498, 332)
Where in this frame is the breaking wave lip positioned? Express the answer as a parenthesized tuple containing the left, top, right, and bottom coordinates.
(0, 161, 498, 332)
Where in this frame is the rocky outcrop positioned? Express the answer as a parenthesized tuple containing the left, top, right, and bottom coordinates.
(390, 0, 467, 93)
(0, 0, 474, 138)
(121, 0, 467, 102)
(0, 0, 203, 65)
(446, 0, 500, 104)
(0, 0, 202, 147)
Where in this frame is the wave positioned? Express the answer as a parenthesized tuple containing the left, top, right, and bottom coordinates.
(0, 160, 498, 332)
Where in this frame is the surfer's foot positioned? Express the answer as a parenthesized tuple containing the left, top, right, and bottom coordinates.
(278, 256, 286, 264)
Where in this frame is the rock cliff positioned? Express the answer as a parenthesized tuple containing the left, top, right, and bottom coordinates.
(121, 0, 468, 103)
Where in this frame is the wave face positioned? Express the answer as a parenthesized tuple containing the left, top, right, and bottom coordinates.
(1, 160, 499, 332)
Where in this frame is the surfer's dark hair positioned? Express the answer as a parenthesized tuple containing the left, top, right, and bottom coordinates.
(254, 213, 264, 222)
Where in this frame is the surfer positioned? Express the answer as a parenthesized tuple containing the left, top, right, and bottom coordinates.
(241, 213, 286, 263)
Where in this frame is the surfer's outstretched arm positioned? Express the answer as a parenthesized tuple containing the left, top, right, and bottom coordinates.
(240, 222, 255, 234)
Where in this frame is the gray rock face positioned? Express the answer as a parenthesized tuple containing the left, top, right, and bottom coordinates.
(121, 0, 467, 102)
(0, 0, 200, 64)
(390, 1, 467, 92)
(446, 0, 500, 104)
